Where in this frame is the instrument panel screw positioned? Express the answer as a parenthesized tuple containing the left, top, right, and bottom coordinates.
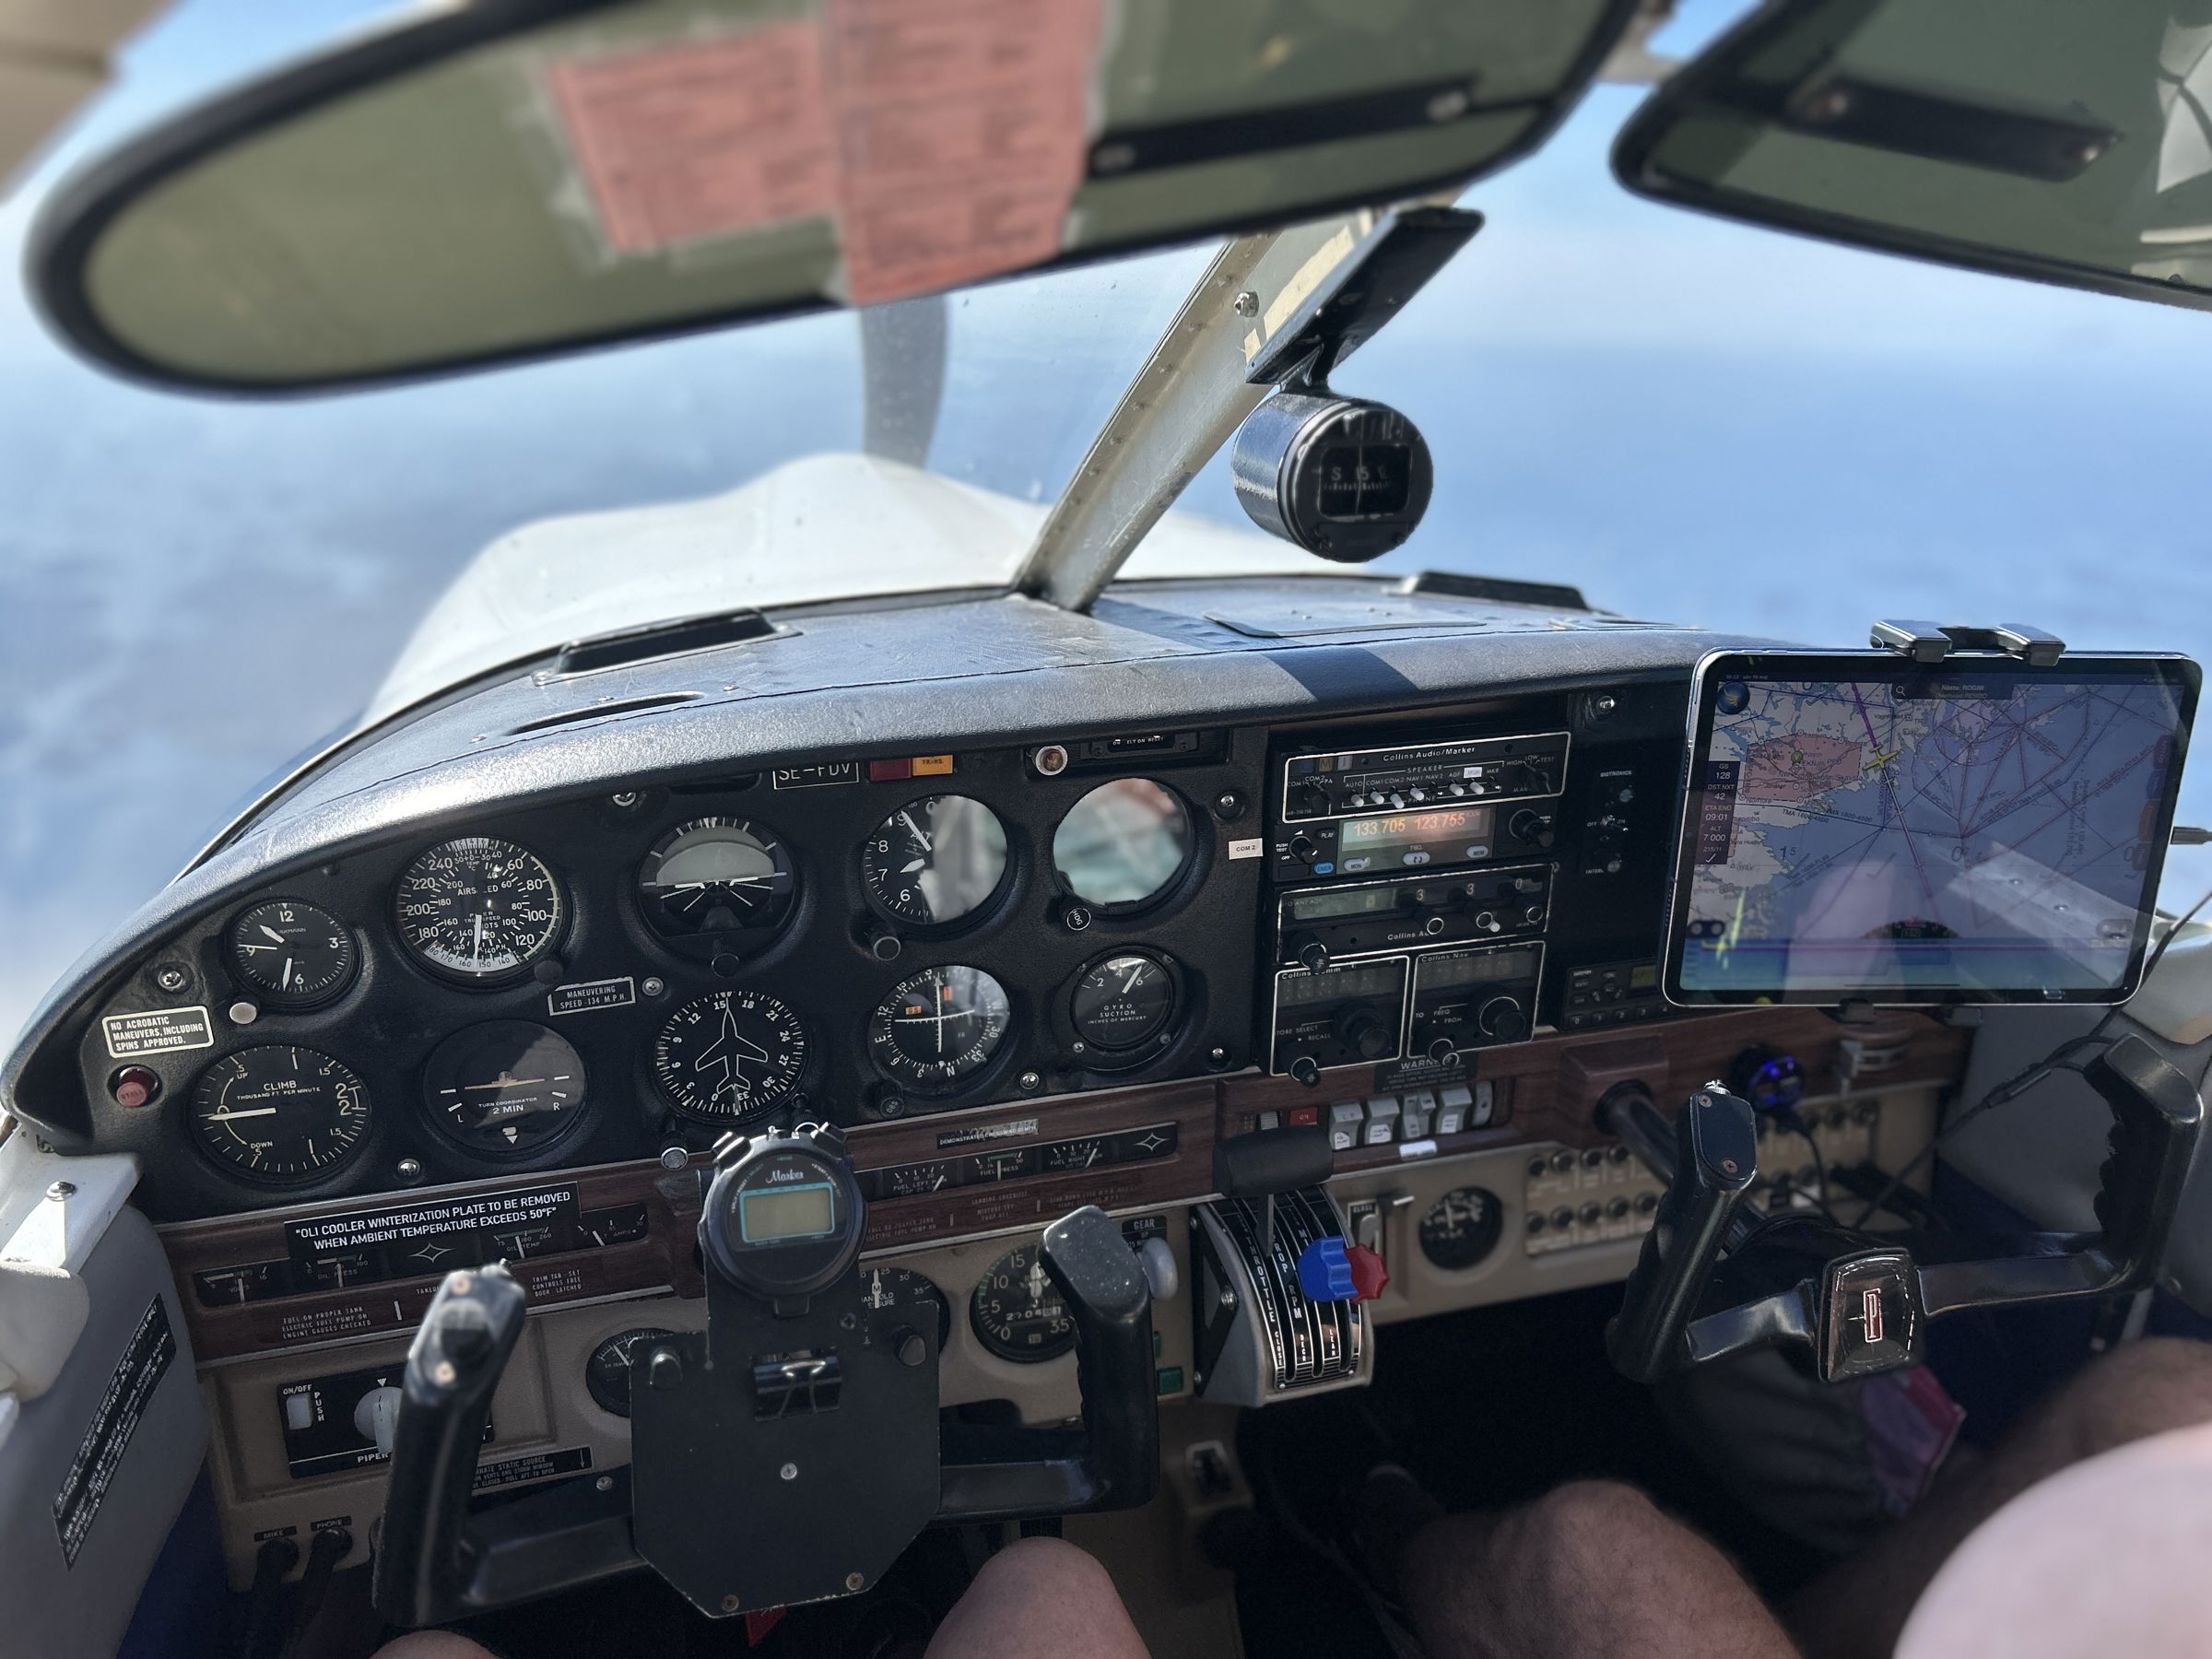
(595, 1475, 614, 1492)
(721, 1595, 741, 1614)
(845, 1571, 866, 1593)
(1218, 1288, 1237, 1309)
(431, 1360, 457, 1386)
(877, 1094, 906, 1119)
(1018, 1071, 1043, 1092)
(395, 1158, 423, 1182)
(46, 1181, 75, 1201)
(610, 792, 641, 809)
(153, 965, 189, 994)
(1233, 289, 1259, 317)
(641, 977, 666, 998)
(780, 1463, 798, 1481)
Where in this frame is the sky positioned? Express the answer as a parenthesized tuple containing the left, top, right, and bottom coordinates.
(3, 0, 2211, 1048)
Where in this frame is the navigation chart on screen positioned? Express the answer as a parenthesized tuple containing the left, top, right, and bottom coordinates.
(1680, 670, 2185, 995)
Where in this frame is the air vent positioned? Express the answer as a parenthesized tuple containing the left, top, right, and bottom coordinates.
(552, 607, 782, 677)
(510, 692, 700, 735)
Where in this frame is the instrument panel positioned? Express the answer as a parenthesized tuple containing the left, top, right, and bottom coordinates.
(52, 680, 1692, 1222)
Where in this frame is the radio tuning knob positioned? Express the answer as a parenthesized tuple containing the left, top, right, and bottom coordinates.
(1292, 935, 1331, 972)
(1288, 1054, 1322, 1088)
(1418, 912, 1449, 936)
(1335, 1008, 1394, 1062)
(1509, 808, 1556, 850)
(1289, 834, 1320, 862)
(1523, 904, 1547, 927)
(1474, 911, 1500, 934)
(1477, 996, 1527, 1042)
(1426, 1036, 1458, 1063)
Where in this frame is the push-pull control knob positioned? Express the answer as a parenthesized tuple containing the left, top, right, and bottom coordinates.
(1287, 1053, 1323, 1088)
(1416, 912, 1449, 936)
(1477, 995, 1527, 1043)
(1426, 1035, 1459, 1063)
(1290, 934, 1331, 972)
(1335, 1008, 1394, 1062)
(1509, 809, 1556, 850)
(1288, 834, 1320, 863)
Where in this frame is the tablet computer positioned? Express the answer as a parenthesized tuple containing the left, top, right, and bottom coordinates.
(1665, 650, 2199, 1006)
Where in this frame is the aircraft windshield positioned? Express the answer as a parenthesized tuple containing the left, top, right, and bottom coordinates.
(5, 0, 2212, 1050)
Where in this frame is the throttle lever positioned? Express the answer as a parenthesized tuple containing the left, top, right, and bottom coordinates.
(1604, 1084, 1759, 1384)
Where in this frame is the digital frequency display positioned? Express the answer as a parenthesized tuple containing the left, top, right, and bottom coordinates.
(1335, 806, 1493, 870)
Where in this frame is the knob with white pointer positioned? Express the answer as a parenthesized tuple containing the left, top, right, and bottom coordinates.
(1290, 934, 1331, 972)
(1477, 996, 1527, 1042)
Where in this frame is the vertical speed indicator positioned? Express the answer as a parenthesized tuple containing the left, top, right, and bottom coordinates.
(394, 837, 563, 982)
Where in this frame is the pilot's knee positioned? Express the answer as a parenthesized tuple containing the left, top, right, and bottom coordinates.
(371, 1634, 501, 1659)
(1494, 1478, 1664, 1577)
(2045, 1336, 2212, 1459)
(971, 1535, 1124, 1616)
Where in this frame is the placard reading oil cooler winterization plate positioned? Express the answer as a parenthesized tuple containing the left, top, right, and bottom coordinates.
(1665, 651, 2198, 1006)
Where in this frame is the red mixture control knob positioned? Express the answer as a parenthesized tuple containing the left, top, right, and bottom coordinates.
(1346, 1242, 1389, 1302)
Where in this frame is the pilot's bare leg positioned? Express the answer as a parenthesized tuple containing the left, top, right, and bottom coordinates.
(1895, 1418, 2212, 1657)
(1786, 1335, 2212, 1659)
(372, 1636, 498, 1659)
(1398, 1479, 1797, 1659)
(924, 1535, 1150, 1659)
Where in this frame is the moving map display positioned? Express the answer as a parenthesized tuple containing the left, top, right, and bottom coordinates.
(1670, 654, 2196, 1004)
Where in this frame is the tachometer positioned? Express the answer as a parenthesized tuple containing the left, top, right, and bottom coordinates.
(970, 1243, 1075, 1362)
(637, 818, 794, 940)
(652, 989, 808, 1121)
(868, 966, 1010, 1092)
(225, 898, 358, 1008)
(191, 1045, 371, 1183)
(422, 1020, 586, 1157)
(860, 795, 1008, 925)
(394, 837, 562, 982)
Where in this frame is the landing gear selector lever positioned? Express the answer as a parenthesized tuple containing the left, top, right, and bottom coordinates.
(373, 1124, 1159, 1627)
(1600, 1035, 2203, 1387)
